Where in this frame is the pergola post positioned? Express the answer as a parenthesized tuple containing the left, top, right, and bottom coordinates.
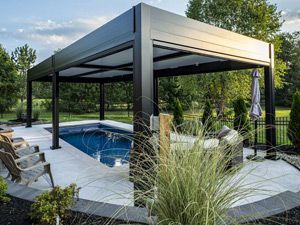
(153, 76, 159, 116)
(99, 83, 105, 120)
(131, 4, 154, 205)
(51, 71, 60, 150)
(264, 44, 276, 159)
(26, 80, 32, 128)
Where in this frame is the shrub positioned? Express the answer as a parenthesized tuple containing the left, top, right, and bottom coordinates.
(202, 98, 214, 131)
(33, 109, 40, 121)
(173, 98, 184, 130)
(16, 105, 24, 120)
(130, 119, 249, 225)
(233, 98, 251, 140)
(41, 99, 52, 111)
(288, 91, 300, 147)
(0, 177, 9, 203)
(30, 184, 79, 225)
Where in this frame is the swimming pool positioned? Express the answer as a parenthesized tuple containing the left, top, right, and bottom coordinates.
(46, 123, 132, 167)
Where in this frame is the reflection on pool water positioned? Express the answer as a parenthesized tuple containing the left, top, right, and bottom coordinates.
(47, 124, 132, 167)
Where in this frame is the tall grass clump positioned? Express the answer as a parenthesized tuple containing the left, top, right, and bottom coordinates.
(130, 119, 250, 225)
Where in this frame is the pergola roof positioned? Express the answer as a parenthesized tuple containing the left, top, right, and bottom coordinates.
(26, 2, 277, 169)
(28, 3, 272, 83)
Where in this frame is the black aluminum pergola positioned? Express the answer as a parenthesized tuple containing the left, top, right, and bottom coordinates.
(26, 3, 276, 158)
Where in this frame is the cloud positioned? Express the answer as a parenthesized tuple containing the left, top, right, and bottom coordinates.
(0, 16, 111, 62)
(3, 16, 110, 47)
(282, 9, 300, 32)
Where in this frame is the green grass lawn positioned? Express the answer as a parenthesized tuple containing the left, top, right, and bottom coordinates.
(184, 107, 290, 118)
(274, 107, 290, 117)
(0, 107, 290, 124)
(0, 111, 133, 124)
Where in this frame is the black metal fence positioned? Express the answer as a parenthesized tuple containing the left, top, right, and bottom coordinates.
(185, 115, 291, 146)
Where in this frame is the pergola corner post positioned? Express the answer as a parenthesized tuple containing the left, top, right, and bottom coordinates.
(153, 76, 159, 116)
(131, 3, 154, 205)
(26, 80, 32, 128)
(51, 70, 61, 150)
(264, 44, 277, 159)
(99, 83, 105, 120)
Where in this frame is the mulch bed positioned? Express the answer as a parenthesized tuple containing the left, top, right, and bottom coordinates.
(0, 195, 142, 225)
(0, 195, 32, 225)
(253, 206, 300, 225)
(2, 195, 300, 225)
(277, 146, 300, 171)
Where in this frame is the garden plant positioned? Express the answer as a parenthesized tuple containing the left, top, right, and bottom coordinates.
(233, 98, 251, 144)
(0, 177, 9, 203)
(30, 184, 80, 225)
(128, 119, 251, 225)
(288, 91, 300, 148)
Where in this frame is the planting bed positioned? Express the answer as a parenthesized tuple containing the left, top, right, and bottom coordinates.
(0, 195, 143, 225)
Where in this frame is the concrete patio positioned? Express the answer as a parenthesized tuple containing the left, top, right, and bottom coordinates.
(1, 120, 300, 208)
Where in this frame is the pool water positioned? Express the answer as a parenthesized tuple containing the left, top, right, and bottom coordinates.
(48, 124, 132, 167)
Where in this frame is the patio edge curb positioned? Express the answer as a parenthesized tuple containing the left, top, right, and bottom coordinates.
(5, 181, 300, 224)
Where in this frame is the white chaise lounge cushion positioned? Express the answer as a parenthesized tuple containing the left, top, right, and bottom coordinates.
(203, 138, 219, 150)
(170, 138, 219, 151)
(221, 130, 240, 144)
(217, 125, 231, 139)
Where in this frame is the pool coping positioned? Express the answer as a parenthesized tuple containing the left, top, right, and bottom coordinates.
(5, 180, 300, 224)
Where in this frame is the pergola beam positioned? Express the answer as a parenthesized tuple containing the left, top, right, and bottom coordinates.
(155, 60, 261, 77)
(35, 59, 260, 84)
(35, 74, 133, 83)
(72, 51, 189, 79)
(75, 64, 133, 72)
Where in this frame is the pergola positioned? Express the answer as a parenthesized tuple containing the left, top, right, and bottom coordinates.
(26, 3, 276, 158)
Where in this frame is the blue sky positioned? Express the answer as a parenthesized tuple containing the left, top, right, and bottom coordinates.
(1, 0, 299, 63)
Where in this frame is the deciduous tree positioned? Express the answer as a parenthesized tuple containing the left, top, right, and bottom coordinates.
(186, 0, 286, 114)
(0, 45, 19, 117)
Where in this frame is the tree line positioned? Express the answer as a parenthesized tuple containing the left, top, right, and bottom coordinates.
(0, 0, 300, 119)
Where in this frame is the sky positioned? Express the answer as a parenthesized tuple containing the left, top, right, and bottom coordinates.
(1, 0, 299, 63)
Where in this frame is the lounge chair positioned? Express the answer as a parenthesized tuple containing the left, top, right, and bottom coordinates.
(0, 149, 54, 187)
(0, 134, 28, 148)
(0, 140, 44, 168)
(0, 140, 39, 158)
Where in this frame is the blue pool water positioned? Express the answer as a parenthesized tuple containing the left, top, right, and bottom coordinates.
(47, 124, 132, 167)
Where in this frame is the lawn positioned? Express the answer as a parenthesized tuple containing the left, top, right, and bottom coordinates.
(0, 111, 133, 124)
(0, 107, 290, 125)
(184, 107, 290, 119)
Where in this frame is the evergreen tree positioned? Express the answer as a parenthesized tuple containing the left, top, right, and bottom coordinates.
(288, 91, 300, 147)
(233, 98, 251, 138)
(173, 98, 184, 129)
(202, 98, 214, 131)
(11, 44, 36, 110)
